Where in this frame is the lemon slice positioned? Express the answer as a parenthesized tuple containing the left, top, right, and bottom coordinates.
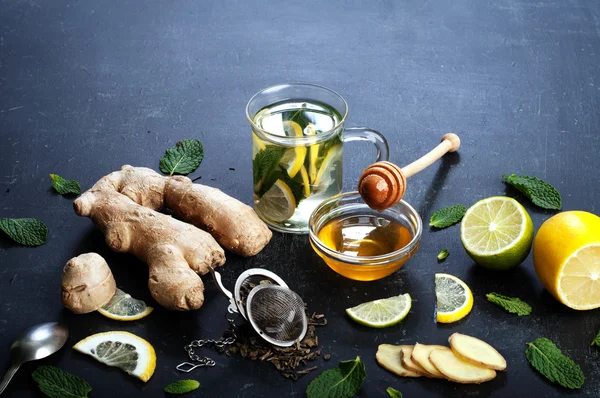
(346, 293, 412, 328)
(278, 120, 307, 178)
(305, 124, 319, 183)
(98, 288, 154, 321)
(313, 145, 341, 189)
(460, 196, 534, 270)
(298, 165, 311, 198)
(435, 273, 473, 323)
(252, 133, 266, 157)
(73, 331, 156, 382)
(255, 179, 296, 222)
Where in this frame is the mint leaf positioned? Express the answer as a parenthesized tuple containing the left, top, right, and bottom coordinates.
(437, 249, 449, 262)
(386, 387, 402, 398)
(159, 139, 204, 176)
(306, 356, 366, 398)
(253, 146, 287, 192)
(486, 292, 532, 316)
(32, 365, 91, 398)
(503, 174, 562, 210)
(0, 218, 47, 246)
(429, 205, 466, 228)
(526, 338, 584, 389)
(164, 379, 200, 394)
(591, 329, 600, 347)
(50, 174, 81, 195)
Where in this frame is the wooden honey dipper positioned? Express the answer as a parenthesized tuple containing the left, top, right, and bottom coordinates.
(358, 133, 461, 211)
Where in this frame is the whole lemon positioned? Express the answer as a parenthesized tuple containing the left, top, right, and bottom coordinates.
(533, 211, 600, 310)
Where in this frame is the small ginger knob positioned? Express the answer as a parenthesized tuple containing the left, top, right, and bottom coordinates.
(359, 133, 460, 211)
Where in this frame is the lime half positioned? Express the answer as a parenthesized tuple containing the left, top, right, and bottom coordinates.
(346, 293, 411, 328)
(255, 179, 296, 222)
(460, 196, 534, 270)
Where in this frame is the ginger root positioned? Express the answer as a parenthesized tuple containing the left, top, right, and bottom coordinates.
(73, 165, 271, 311)
(62, 253, 116, 314)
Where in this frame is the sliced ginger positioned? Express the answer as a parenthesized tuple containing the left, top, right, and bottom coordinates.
(429, 348, 497, 384)
(411, 344, 448, 378)
(399, 345, 433, 377)
(448, 333, 507, 371)
(376, 345, 421, 378)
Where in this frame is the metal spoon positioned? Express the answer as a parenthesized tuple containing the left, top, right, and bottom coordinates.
(0, 322, 69, 395)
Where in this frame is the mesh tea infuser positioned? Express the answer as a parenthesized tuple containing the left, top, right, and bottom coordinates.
(177, 267, 308, 372)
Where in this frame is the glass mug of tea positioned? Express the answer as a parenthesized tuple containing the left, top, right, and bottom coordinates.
(246, 83, 389, 234)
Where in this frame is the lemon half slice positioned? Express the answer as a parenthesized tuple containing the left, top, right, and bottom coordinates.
(435, 273, 473, 323)
(98, 288, 153, 321)
(255, 179, 296, 222)
(73, 331, 156, 382)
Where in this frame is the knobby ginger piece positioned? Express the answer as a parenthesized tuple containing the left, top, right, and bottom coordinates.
(62, 253, 116, 314)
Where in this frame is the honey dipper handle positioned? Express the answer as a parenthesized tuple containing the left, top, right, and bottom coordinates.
(400, 133, 460, 178)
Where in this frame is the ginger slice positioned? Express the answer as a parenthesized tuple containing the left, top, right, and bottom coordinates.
(448, 333, 507, 371)
(376, 344, 421, 378)
(429, 348, 497, 384)
(399, 345, 433, 377)
(411, 343, 448, 378)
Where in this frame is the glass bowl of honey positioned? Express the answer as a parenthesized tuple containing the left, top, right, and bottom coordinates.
(308, 192, 422, 281)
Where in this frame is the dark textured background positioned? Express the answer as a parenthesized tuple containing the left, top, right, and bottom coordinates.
(1, 0, 600, 396)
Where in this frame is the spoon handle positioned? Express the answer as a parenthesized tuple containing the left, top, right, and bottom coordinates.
(0, 364, 20, 395)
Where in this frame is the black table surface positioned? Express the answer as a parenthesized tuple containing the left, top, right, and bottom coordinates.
(2, 0, 600, 397)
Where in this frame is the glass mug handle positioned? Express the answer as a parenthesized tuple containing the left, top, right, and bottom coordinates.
(343, 127, 390, 163)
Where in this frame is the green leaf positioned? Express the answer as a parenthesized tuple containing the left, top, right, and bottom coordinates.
(164, 379, 200, 394)
(525, 338, 584, 389)
(437, 249, 449, 262)
(429, 204, 466, 228)
(486, 292, 532, 316)
(32, 365, 91, 398)
(591, 328, 600, 347)
(159, 139, 204, 176)
(386, 387, 402, 398)
(50, 174, 81, 195)
(0, 218, 47, 246)
(252, 145, 287, 192)
(306, 356, 366, 398)
(503, 174, 562, 210)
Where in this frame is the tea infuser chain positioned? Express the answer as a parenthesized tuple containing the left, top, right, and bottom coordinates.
(177, 319, 237, 372)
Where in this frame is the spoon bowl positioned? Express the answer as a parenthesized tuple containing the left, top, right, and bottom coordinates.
(0, 322, 68, 395)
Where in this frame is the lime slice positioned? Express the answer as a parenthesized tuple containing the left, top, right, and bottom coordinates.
(435, 273, 473, 323)
(73, 331, 156, 382)
(460, 196, 534, 270)
(98, 288, 154, 321)
(254, 179, 296, 222)
(314, 144, 341, 189)
(346, 293, 411, 328)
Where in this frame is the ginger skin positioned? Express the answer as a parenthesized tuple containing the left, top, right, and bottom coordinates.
(62, 253, 116, 314)
(73, 165, 271, 311)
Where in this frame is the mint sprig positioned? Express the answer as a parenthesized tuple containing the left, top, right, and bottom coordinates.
(50, 174, 81, 195)
(525, 338, 584, 389)
(32, 365, 91, 398)
(437, 249, 449, 262)
(159, 139, 204, 176)
(503, 174, 562, 210)
(0, 217, 47, 246)
(164, 379, 200, 394)
(252, 146, 286, 193)
(429, 205, 466, 228)
(306, 356, 366, 398)
(387, 387, 403, 398)
(591, 328, 600, 347)
(486, 292, 532, 316)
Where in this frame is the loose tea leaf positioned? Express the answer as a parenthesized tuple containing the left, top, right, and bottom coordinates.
(387, 387, 403, 398)
(0, 217, 48, 246)
(159, 139, 204, 176)
(50, 174, 81, 195)
(486, 292, 532, 316)
(503, 174, 562, 210)
(226, 312, 327, 380)
(437, 249, 449, 262)
(306, 356, 366, 398)
(32, 365, 91, 398)
(164, 380, 200, 394)
(429, 205, 466, 228)
(525, 338, 584, 389)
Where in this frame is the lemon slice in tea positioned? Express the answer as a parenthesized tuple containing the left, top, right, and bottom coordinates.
(279, 120, 306, 178)
(435, 273, 473, 323)
(98, 288, 153, 321)
(255, 179, 296, 222)
(314, 145, 342, 190)
(73, 331, 156, 382)
(305, 124, 319, 183)
(346, 293, 412, 328)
